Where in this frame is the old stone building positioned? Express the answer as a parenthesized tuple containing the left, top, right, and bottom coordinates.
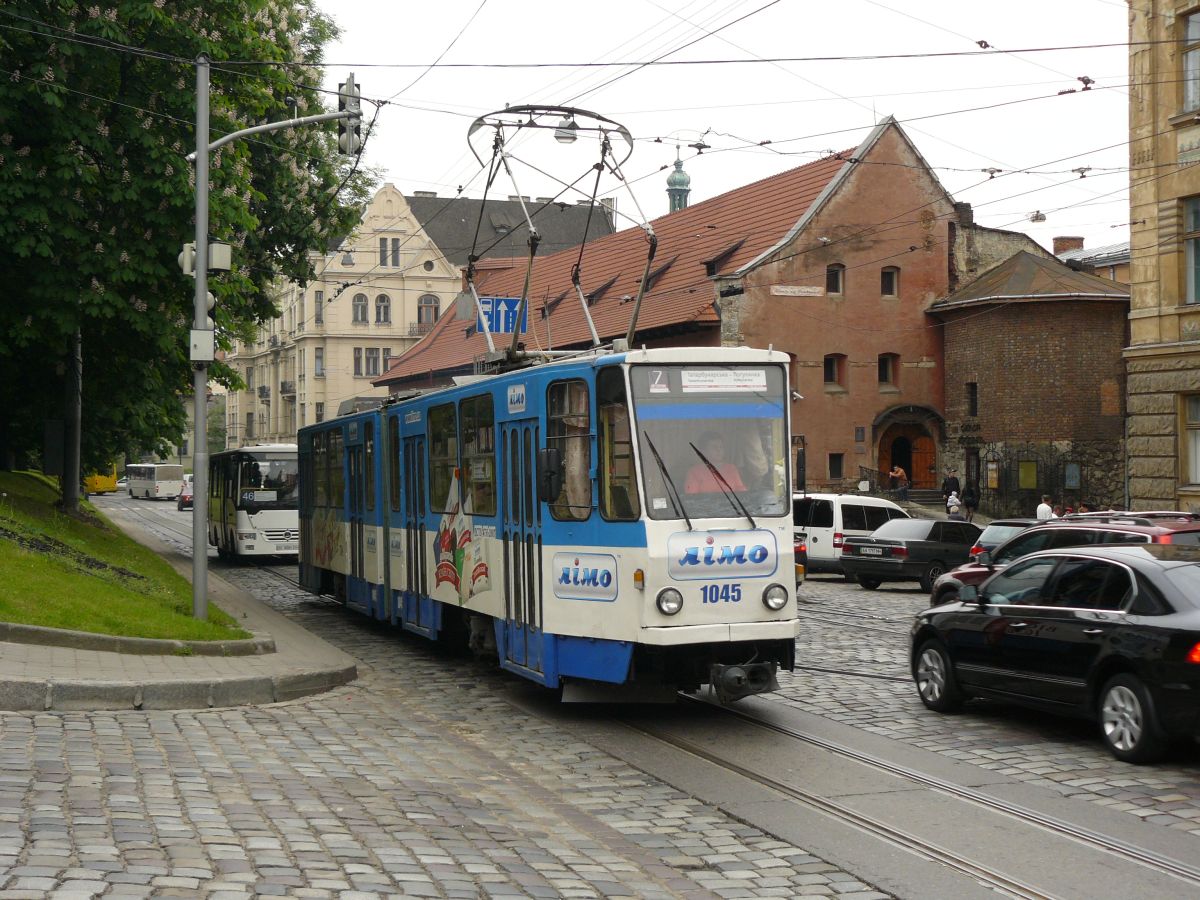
(1127, 1, 1200, 512)
(930, 251, 1130, 514)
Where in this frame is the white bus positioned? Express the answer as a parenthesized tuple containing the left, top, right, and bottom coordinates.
(126, 463, 186, 500)
(208, 444, 299, 559)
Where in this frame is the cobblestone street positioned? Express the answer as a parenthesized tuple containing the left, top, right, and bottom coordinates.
(785, 575, 1200, 835)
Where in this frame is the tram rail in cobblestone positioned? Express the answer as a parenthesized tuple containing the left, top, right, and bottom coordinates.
(679, 695, 1200, 891)
(794, 612, 909, 636)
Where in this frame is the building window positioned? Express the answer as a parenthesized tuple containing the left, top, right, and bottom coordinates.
(375, 294, 391, 324)
(354, 347, 363, 376)
(878, 353, 898, 386)
(823, 353, 846, 388)
(341, 248, 353, 265)
(829, 453, 844, 480)
(391, 237, 401, 267)
(826, 263, 845, 295)
(966, 381, 978, 416)
(246, 367, 255, 390)
(881, 266, 899, 297)
(1186, 13, 1200, 111)
(1186, 395, 1200, 484)
(352, 293, 368, 323)
(245, 412, 254, 440)
(379, 238, 389, 266)
(1185, 198, 1200, 304)
(314, 290, 324, 324)
(365, 348, 380, 377)
(424, 259, 435, 272)
(314, 347, 324, 377)
(382, 347, 392, 373)
(418, 294, 441, 324)
(315, 402, 324, 423)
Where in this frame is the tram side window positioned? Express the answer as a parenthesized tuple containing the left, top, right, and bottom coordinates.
(597, 367, 639, 520)
(459, 395, 496, 516)
(330, 430, 345, 509)
(428, 403, 459, 512)
(364, 420, 375, 512)
(388, 417, 401, 512)
(314, 433, 327, 507)
(548, 379, 592, 521)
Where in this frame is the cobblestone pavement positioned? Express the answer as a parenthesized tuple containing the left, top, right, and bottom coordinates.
(0, 511, 892, 899)
(783, 575, 1200, 837)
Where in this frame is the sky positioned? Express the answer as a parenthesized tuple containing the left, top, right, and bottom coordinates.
(316, 0, 1131, 256)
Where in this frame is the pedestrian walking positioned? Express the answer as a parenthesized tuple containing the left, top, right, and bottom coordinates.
(888, 464, 908, 501)
(962, 482, 979, 523)
(941, 469, 960, 508)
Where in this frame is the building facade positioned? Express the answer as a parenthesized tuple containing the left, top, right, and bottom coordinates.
(1127, 1, 1200, 512)
(224, 184, 461, 446)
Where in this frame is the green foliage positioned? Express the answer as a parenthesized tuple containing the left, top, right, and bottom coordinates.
(0, 1, 374, 472)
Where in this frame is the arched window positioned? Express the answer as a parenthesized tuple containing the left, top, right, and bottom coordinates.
(418, 294, 441, 325)
(823, 353, 847, 388)
(352, 293, 368, 324)
(375, 294, 391, 324)
(881, 266, 900, 297)
(826, 263, 845, 295)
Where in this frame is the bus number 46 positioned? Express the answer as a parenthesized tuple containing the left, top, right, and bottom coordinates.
(701, 584, 742, 603)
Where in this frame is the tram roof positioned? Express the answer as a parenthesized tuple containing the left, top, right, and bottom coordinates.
(375, 151, 848, 388)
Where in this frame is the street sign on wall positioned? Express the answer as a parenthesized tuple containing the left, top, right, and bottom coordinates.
(476, 296, 527, 334)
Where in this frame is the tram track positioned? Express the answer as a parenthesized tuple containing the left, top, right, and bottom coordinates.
(606, 694, 1200, 897)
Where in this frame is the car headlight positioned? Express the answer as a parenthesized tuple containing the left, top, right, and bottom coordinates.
(656, 588, 684, 616)
(762, 583, 788, 611)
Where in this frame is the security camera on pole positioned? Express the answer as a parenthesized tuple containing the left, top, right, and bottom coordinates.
(186, 57, 364, 620)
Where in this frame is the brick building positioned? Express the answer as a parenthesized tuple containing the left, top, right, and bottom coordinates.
(930, 251, 1130, 513)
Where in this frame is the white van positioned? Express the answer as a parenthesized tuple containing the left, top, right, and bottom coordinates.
(793, 492, 909, 575)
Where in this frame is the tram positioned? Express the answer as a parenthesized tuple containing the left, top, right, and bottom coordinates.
(298, 346, 799, 702)
(208, 444, 300, 559)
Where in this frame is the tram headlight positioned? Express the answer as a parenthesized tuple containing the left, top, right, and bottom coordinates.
(762, 583, 789, 611)
(656, 587, 684, 616)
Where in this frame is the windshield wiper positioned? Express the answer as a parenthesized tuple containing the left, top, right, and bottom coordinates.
(689, 442, 756, 529)
(643, 431, 692, 531)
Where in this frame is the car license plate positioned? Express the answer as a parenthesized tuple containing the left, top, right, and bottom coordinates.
(860, 547, 883, 556)
(277, 543, 298, 552)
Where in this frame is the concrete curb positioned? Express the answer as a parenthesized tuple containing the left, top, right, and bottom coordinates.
(0, 664, 358, 712)
(0, 621, 275, 656)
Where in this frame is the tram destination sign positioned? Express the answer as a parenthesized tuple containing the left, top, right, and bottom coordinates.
(476, 296, 527, 334)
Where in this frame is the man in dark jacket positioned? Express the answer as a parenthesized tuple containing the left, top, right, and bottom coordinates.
(941, 469, 960, 507)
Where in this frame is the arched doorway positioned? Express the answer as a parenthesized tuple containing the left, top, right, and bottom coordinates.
(873, 405, 944, 490)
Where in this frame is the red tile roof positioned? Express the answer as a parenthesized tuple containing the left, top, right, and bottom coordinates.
(378, 153, 847, 384)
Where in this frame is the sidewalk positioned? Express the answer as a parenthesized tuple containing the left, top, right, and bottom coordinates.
(0, 508, 357, 712)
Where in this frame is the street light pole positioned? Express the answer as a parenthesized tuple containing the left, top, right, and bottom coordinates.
(191, 54, 211, 621)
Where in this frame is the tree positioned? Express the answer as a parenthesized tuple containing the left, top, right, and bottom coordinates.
(0, 1, 373, 484)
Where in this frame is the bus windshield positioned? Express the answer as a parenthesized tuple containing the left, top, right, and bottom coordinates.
(631, 364, 789, 521)
(238, 453, 299, 509)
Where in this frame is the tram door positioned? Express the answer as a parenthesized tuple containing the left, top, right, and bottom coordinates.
(402, 434, 431, 634)
(346, 432, 367, 612)
(501, 420, 543, 674)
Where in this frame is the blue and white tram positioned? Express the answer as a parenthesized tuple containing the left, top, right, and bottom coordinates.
(298, 346, 799, 701)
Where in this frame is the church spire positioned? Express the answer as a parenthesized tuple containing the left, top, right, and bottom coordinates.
(666, 146, 691, 213)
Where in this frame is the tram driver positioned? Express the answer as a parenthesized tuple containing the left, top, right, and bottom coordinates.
(684, 432, 747, 494)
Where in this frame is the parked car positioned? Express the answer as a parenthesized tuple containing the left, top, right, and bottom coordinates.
(793, 492, 908, 576)
(177, 478, 194, 511)
(928, 512, 1200, 606)
(911, 543, 1200, 763)
(842, 518, 981, 590)
(970, 517, 1038, 558)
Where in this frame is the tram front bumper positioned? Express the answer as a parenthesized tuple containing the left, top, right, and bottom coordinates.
(639, 620, 800, 646)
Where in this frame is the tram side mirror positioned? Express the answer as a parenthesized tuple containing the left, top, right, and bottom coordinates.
(536, 447, 564, 503)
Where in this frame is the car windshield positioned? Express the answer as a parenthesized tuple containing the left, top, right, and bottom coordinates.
(870, 518, 933, 539)
(631, 364, 788, 520)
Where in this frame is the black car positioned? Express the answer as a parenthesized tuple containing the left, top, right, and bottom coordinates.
(911, 544, 1200, 763)
(842, 518, 981, 591)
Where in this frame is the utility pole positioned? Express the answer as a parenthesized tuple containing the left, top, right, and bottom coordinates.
(186, 59, 361, 620)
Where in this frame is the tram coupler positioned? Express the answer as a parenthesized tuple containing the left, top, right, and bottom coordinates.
(709, 662, 779, 704)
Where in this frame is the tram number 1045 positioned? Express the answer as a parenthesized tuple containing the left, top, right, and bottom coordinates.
(700, 584, 743, 603)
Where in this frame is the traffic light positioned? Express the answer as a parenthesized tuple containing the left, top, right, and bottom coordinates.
(205, 291, 216, 330)
(178, 242, 196, 275)
(338, 74, 361, 155)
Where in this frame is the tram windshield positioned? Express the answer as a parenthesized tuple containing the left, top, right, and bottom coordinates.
(237, 452, 299, 510)
(631, 364, 789, 521)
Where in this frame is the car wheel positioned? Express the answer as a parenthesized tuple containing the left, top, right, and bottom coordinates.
(919, 561, 946, 592)
(914, 639, 963, 713)
(858, 577, 882, 590)
(1099, 674, 1168, 764)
